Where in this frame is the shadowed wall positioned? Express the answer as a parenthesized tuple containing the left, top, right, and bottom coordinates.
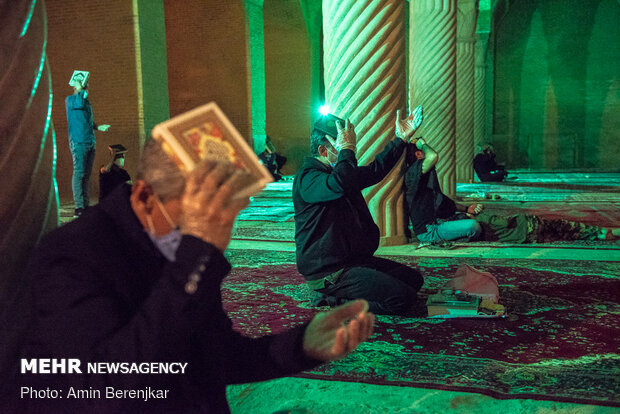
(493, 0, 620, 171)
(264, 0, 313, 174)
(46, 0, 142, 200)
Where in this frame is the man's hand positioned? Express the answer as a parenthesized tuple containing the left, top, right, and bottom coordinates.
(334, 119, 357, 152)
(180, 161, 252, 252)
(303, 299, 375, 362)
(467, 203, 483, 215)
(395, 105, 423, 141)
(98, 124, 111, 132)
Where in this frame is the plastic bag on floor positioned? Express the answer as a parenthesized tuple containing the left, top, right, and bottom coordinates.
(443, 264, 500, 303)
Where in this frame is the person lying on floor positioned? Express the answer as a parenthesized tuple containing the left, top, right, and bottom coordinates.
(8, 139, 375, 414)
(404, 140, 483, 245)
(475, 210, 619, 243)
(293, 109, 424, 315)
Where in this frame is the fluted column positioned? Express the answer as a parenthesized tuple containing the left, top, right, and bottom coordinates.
(455, 0, 479, 183)
(1, 0, 58, 369)
(409, 0, 457, 196)
(244, 0, 266, 153)
(323, 0, 408, 245)
(473, 31, 489, 151)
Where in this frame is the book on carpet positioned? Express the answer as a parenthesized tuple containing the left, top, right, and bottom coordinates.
(152, 102, 273, 199)
(427, 290, 505, 318)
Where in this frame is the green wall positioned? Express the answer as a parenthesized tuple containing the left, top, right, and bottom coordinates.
(493, 0, 620, 170)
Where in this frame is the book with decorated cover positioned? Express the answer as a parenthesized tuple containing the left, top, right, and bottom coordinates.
(151, 102, 273, 199)
(68, 70, 89, 87)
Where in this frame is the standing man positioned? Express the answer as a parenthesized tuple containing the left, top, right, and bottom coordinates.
(293, 109, 425, 315)
(65, 76, 110, 216)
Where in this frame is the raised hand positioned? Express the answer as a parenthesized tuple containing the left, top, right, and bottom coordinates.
(303, 299, 375, 361)
(467, 203, 483, 215)
(334, 119, 357, 152)
(395, 105, 423, 141)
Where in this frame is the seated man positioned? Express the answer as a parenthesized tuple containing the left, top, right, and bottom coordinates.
(8, 139, 374, 413)
(404, 140, 482, 244)
(257, 136, 286, 181)
(99, 144, 131, 201)
(473, 144, 507, 182)
(293, 109, 424, 315)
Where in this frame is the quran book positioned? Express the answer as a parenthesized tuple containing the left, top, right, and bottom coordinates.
(68, 70, 89, 87)
(151, 102, 272, 198)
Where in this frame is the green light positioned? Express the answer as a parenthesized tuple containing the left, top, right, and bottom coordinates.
(20, 0, 37, 38)
(319, 105, 330, 116)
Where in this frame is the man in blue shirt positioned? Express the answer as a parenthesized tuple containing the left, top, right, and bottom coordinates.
(65, 77, 110, 216)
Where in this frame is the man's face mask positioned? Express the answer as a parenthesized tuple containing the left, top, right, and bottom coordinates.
(146, 196, 181, 262)
(327, 147, 338, 167)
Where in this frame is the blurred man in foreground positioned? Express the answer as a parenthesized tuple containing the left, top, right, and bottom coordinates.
(9, 139, 374, 413)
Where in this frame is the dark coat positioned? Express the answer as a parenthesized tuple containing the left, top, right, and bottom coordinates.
(11, 185, 317, 414)
(293, 139, 406, 279)
(404, 158, 456, 235)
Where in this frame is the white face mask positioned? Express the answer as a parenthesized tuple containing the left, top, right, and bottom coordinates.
(327, 147, 338, 167)
(146, 196, 181, 262)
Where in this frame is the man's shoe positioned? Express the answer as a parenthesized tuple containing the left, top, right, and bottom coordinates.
(74, 208, 84, 217)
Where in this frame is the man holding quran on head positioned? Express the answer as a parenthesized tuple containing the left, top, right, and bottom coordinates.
(65, 71, 111, 217)
(292, 107, 426, 316)
(8, 105, 375, 414)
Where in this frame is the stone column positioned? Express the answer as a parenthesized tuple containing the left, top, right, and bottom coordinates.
(473, 31, 489, 151)
(323, 0, 408, 245)
(244, 0, 267, 154)
(409, 0, 457, 196)
(133, 0, 170, 142)
(1, 0, 58, 371)
(455, 0, 478, 183)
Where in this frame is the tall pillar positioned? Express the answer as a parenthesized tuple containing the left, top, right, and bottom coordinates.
(1, 0, 58, 374)
(455, 0, 479, 183)
(133, 0, 170, 143)
(244, 0, 267, 154)
(299, 0, 324, 127)
(473, 31, 489, 151)
(323, 0, 408, 245)
(409, 0, 457, 196)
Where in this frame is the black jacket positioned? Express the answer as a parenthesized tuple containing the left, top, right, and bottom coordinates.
(293, 138, 406, 279)
(98, 164, 131, 201)
(9, 184, 317, 414)
(404, 158, 456, 235)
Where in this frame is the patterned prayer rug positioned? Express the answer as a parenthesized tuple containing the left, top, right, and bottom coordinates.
(222, 252, 620, 407)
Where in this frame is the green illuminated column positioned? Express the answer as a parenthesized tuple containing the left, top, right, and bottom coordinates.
(456, 0, 478, 183)
(0, 0, 58, 367)
(473, 31, 489, 151)
(323, 0, 408, 246)
(245, 0, 267, 154)
(133, 0, 170, 144)
(409, 0, 457, 196)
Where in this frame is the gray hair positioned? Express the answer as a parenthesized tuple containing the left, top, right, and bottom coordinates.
(137, 138, 186, 202)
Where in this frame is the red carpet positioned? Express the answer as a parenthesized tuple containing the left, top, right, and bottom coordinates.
(222, 253, 620, 406)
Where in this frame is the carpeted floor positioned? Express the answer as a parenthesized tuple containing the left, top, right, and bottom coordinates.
(222, 253, 620, 407)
